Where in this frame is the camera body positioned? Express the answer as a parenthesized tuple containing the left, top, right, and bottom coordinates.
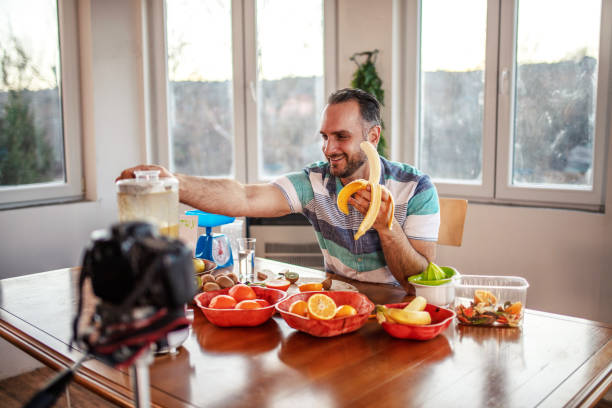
(73, 222, 196, 367)
(85, 222, 195, 309)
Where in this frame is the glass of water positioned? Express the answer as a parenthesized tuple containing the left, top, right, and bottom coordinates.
(237, 238, 256, 283)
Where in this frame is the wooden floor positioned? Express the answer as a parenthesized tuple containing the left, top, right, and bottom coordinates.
(0, 367, 119, 408)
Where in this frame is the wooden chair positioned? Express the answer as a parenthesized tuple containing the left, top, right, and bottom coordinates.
(437, 198, 468, 246)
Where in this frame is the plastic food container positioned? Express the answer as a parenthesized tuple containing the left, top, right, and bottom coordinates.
(409, 266, 459, 307)
(454, 275, 529, 327)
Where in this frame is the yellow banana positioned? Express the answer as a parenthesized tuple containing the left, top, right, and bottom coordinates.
(386, 308, 432, 325)
(337, 179, 369, 214)
(403, 296, 427, 312)
(335, 141, 395, 240)
(354, 183, 381, 240)
(361, 141, 381, 185)
(376, 305, 397, 323)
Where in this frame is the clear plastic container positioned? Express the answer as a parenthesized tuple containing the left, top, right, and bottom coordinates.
(454, 275, 529, 327)
(116, 170, 179, 237)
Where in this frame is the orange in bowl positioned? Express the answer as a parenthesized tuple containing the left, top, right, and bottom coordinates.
(276, 291, 374, 337)
(194, 286, 286, 327)
(334, 304, 357, 318)
(288, 300, 308, 317)
(235, 299, 261, 310)
(209, 294, 237, 309)
(255, 299, 270, 308)
(307, 293, 337, 320)
(229, 284, 256, 302)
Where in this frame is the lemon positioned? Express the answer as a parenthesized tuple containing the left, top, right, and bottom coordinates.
(193, 258, 206, 273)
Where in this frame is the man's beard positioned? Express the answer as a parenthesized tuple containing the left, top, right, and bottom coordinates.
(328, 151, 367, 178)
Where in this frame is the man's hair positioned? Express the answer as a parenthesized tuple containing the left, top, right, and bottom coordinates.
(327, 88, 381, 128)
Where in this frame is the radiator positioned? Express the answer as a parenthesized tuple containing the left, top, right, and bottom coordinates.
(249, 225, 324, 270)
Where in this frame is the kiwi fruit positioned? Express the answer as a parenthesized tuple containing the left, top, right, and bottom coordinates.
(202, 282, 221, 292)
(216, 275, 234, 288)
(227, 273, 239, 283)
(200, 273, 215, 283)
(284, 271, 299, 284)
(321, 277, 332, 291)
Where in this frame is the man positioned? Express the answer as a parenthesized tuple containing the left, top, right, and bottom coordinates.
(117, 88, 439, 291)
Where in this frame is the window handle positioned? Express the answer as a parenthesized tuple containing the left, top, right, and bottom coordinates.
(249, 81, 257, 102)
(500, 68, 509, 95)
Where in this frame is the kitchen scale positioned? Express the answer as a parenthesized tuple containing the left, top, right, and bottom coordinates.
(185, 210, 235, 268)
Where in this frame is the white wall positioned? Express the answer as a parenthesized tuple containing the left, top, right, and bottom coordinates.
(0, 0, 610, 325)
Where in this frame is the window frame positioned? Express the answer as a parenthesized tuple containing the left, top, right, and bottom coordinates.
(0, 0, 84, 210)
(398, 0, 611, 211)
(151, 0, 336, 184)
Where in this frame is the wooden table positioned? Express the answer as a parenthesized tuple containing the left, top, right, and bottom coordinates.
(1, 259, 610, 408)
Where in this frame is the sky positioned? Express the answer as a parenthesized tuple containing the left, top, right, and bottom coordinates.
(0, 0, 60, 91)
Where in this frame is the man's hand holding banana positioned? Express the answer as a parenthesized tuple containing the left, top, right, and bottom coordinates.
(337, 141, 395, 240)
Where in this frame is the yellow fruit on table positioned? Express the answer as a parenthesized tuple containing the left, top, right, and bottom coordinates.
(386, 308, 431, 325)
(403, 296, 427, 312)
(334, 304, 357, 318)
(289, 300, 309, 317)
(307, 293, 337, 320)
(299, 282, 323, 292)
(193, 258, 206, 273)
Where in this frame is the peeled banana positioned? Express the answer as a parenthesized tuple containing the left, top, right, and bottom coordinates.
(376, 296, 431, 325)
(387, 309, 432, 325)
(336, 141, 395, 240)
(403, 296, 427, 312)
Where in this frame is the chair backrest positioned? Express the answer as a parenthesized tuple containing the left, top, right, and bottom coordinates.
(437, 198, 468, 246)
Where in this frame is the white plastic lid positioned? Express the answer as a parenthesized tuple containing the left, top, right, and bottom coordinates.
(116, 170, 178, 194)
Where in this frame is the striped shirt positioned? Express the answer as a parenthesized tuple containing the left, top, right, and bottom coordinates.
(271, 157, 440, 284)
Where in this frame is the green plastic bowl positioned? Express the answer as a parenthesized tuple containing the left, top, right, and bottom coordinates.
(408, 266, 457, 286)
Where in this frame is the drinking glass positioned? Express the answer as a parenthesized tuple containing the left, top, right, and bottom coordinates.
(237, 238, 256, 283)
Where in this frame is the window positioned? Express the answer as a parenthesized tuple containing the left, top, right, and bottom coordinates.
(401, 0, 610, 210)
(162, 0, 334, 183)
(0, 0, 83, 209)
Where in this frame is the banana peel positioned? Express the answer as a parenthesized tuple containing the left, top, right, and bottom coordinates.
(336, 141, 395, 240)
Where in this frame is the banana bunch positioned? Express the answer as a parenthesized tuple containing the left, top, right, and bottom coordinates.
(376, 296, 432, 325)
(336, 141, 394, 240)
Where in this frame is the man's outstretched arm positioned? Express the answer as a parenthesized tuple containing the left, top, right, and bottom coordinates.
(117, 165, 292, 218)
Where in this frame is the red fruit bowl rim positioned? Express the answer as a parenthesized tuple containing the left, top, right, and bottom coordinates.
(275, 291, 375, 337)
(194, 286, 287, 327)
(380, 303, 456, 340)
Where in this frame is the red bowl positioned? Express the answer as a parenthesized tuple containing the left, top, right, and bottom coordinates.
(194, 286, 286, 327)
(276, 291, 375, 337)
(380, 303, 455, 340)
